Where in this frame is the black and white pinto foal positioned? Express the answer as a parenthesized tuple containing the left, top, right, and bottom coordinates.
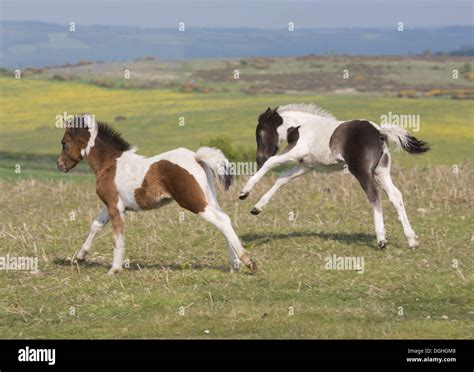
(239, 104, 430, 249)
(57, 115, 256, 274)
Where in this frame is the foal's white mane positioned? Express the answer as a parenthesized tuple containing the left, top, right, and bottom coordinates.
(277, 103, 336, 120)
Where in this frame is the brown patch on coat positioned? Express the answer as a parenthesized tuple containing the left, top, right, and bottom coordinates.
(135, 160, 207, 214)
(91, 142, 122, 226)
(134, 163, 172, 210)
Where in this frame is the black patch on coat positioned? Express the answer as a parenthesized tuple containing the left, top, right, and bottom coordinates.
(255, 107, 283, 167)
(287, 126, 300, 146)
(330, 120, 384, 204)
(282, 126, 300, 153)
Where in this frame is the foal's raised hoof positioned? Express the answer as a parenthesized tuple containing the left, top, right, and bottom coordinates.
(239, 191, 249, 200)
(240, 253, 257, 274)
(250, 207, 261, 215)
(246, 259, 258, 274)
(377, 240, 387, 250)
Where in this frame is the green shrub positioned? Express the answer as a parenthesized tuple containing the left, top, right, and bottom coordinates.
(201, 136, 254, 162)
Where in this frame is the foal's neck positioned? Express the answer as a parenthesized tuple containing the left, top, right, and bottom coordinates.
(85, 139, 125, 177)
(278, 111, 339, 143)
(277, 112, 302, 143)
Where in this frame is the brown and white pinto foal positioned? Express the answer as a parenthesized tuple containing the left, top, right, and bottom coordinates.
(57, 114, 256, 275)
(239, 104, 430, 250)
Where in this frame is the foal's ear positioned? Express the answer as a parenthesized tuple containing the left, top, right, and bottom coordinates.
(265, 107, 272, 114)
(270, 109, 283, 126)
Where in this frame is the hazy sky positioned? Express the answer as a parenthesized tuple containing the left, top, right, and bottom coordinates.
(1, 0, 472, 29)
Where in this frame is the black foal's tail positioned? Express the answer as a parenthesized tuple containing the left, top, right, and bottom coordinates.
(380, 125, 430, 154)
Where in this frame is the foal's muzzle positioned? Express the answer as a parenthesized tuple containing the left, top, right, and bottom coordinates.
(256, 155, 267, 169)
(57, 159, 69, 173)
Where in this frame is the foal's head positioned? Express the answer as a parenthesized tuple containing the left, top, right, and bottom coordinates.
(255, 107, 283, 168)
(57, 115, 93, 173)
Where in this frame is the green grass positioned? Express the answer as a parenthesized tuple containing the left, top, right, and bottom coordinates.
(0, 165, 472, 338)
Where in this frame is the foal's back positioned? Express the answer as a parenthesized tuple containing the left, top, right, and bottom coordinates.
(115, 148, 209, 212)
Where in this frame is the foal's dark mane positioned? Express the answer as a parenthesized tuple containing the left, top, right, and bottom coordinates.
(97, 122, 132, 151)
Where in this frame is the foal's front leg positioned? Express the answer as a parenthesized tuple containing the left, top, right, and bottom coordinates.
(239, 153, 297, 200)
(250, 164, 309, 214)
(107, 203, 125, 275)
(74, 206, 110, 262)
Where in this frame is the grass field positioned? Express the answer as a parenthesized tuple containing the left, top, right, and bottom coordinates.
(0, 61, 473, 338)
(0, 166, 472, 338)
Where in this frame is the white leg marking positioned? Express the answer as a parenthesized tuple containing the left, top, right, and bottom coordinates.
(199, 206, 255, 273)
(108, 200, 126, 275)
(109, 234, 125, 275)
(253, 165, 309, 213)
(373, 199, 386, 247)
(376, 169, 417, 248)
(75, 206, 110, 261)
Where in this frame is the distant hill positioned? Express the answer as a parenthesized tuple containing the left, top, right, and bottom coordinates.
(1, 21, 473, 68)
(445, 46, 474, 56)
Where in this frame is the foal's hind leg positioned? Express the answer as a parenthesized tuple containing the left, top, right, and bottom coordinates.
(74, 206, 110, 261)
(159, 161, 256, 273)
(375, 155, 418, 248)
(201, 179, 242, 271)
(352, 170, 386, 249)
(333, 120, 388, 248)
(199, 205, 257, 273)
